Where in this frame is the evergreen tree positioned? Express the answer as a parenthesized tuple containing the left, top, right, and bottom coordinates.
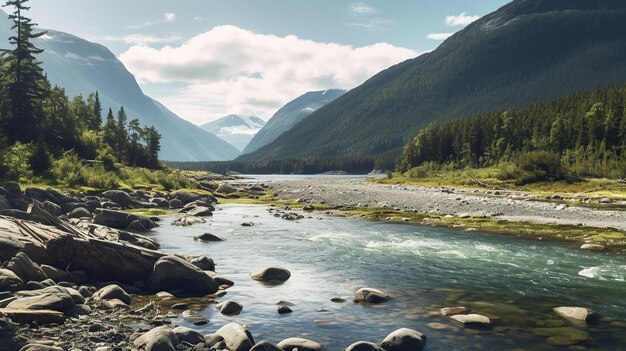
(102, 107, 116, 150)
(0, 0, 47, 143)
(143, 126, 161, 169)
(86, 91, 102, 130)
(115, 106, 128, 162)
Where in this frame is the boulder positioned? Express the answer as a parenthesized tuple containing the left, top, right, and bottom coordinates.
(101, 190, 134, 208)
(580, 244, 605, 251)
(19, 344, 64, 351)
(133, 326, 179, 351)
(127, 220, 147, 231)
(450, 314, 491, 325)
(0, 195, 11, 210)
(184, 206, 213, 217)
(6, 291, 75, 314)
(172, 216, 206, 226)
(553, 306, 598, 322)
(101, 298, 130, 310)
(277, 306, 292, 314)
(215, 323, 255, 351)
(354, 288, 390, 304)
(2, 182, 22, 196)
(169, 199, 183, 209)
(152, 256, 219, 295)
(93, 284, 131, 305)
(172, 191, 204, 205)
(216, 184, 237, 194)
(0, 308, 65, 325)
(17, 286, 84, 305)
(0, 268, 25, 292)
(40, 265, 71, 283)
(380, 328, 427, 351)
(190, 256, 215, 271)
(172, 326, 204, 345)
(194, 233, 224, 242)
(67, 207, 92, 219)
(93, 209, 156, 231)
(250, 341, 284, 351)
(346, 341, 386, 351)
(44, 187, 75, 204)
(41, 201, 62, 217)
(216, 300, 243, 315)
(276, 338, 322, 351)
(7, 252, 48, 283)
(150, 197, 170, 209)
(440, 306, 466, 316)
(250, 266, 291, 283)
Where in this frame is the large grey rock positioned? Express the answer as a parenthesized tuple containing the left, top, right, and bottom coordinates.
(216, 184, 237, 194)
(172, 326, 204, 345)
(553, 306, 598, 322)
(7, 252, 48, 283)
(17, 286, 84, 305)
(250, 266, 291, 283)
(19, 344, 64, 351)
(215, 323, 255, 351)
(2, 182, 22, 196)
(94, 284, 131, 305)
(355, 288, 390, 304)
(194, 232, 224, 242)
(250, 341, 284, 351)
(7, 291, 75, 314)
(380, 328, 427, 351)
(152, 256, 219, 295)
(190, 256, 215, 271)
(276, 338, 322, 351)
(133, 326, 179, 351)
(41, 201, 62, 216)
(101, 190, 134, 207)
(44, 187, 75, 204)
(40, 265, 71, 283)
(67, 207, 92, 219)
(93, 209, 156, 231)
(0, 268, 24, 292)
(450, 314, 491, 325)
(0, 195, 11, 210)
(216, 300, 243, 315)
(346, 341, 386, 351)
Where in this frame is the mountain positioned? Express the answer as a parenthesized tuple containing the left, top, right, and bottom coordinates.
(0, 12, 239, 161)
(241, 89, 345, 155)
(239, 0, 626, 163)
(200, 115, 265, 151)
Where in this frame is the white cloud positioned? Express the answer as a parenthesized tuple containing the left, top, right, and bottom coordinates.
(164, 12, 176, 22)
(445, 12, 480, 26)
(119, 25, 417, 124)
(98, 34, 181, 45)
(350, 3, 376, 15)
(426, 32, 454, 40)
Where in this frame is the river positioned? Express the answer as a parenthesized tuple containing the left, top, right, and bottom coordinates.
(149, 177, 626, 350)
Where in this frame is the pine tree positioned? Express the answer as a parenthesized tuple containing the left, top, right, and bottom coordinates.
(86, 91, 102, 130)
(103, 107, 116, 149)
(115, 106, 128, 162)
(143, 126, 161, 169)
(0, 0, 48, 143)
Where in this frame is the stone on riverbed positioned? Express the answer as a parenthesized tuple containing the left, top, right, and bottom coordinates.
(19, 344, 64, 351)
(172, 216, 206, 226)
(450, 314, 491, 326)
(133, 326, 179, 351)
(440, 306, 467, 316)
(6, 290, 75, 314)
(380, 328, 427, 351)
(215, 322, 256, 351)
(354, 287, 390, 304)
(533, 327, 589, 346)
(217, 300, 243, 315)
(250, 266, 291, 283)
(346, 341, 385, 351)
(553, 306, 598, 322)
(277, 337, 322, 351)
(190, 256, 216, 271)
(250, 341, 284, 351)
(580, 243, 605, 250)
(0, 308, 65, 325)
(194, 232, 225, 242)
(39, 265, 71, 284)
(172, 326, 205, 345)
(93, 284, 131, 305)
(152, 255, 219, 295)
(0, 268, 24, 292)
(7, 252, 48, 283)
(93, 209, 156, 231)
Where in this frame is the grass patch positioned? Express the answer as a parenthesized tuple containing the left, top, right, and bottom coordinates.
(125, 208, 170, 216)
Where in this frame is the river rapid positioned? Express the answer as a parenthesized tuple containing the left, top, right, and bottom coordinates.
(149, 177, 626, 351)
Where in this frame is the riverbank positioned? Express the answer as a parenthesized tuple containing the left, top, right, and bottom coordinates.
(265, 177, 626, 250)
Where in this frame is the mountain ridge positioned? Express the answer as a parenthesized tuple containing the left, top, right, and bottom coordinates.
(200, 114, 266, 151)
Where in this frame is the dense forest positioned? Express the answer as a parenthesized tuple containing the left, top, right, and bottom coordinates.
(0, 0, 163, 188)
(239, 1, 626, 163)
(399, 84, 626, 181)
(166, 156, 395, 175)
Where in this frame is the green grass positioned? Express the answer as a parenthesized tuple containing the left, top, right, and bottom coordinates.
(125, 208, 170, 216)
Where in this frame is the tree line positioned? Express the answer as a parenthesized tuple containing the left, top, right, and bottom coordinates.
(399, 84, 626, 179)
(0, 0, 161, 182)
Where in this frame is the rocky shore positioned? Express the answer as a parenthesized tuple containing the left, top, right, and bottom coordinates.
(0, 181, 432, 351)
(268, 177, 626, 231)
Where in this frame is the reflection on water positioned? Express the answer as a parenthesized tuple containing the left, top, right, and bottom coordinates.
(150, 203, 626, 350)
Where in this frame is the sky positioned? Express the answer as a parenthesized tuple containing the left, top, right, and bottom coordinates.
(28, 0, 509, 125)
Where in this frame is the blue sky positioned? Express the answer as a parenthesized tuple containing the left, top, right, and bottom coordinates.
(27, 0, 509, 124)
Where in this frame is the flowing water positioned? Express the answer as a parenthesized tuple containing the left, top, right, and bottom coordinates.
(150, 200, 626, 350)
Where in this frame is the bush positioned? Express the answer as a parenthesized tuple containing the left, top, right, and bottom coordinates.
(1, 142, 34, 181)
(29, 141, 53, 177)
(513, 151, 565, 184)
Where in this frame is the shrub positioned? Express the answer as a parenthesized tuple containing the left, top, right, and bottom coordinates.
(1, 142, 34, 181)
(513, 151, 565, 184)
(29, 141, 53, 177)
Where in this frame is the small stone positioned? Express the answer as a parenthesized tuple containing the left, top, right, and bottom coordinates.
(580, 244, 605, 251)
(553, 306, 598, 322)
(450, 314, 491, 325)
(330, 297, 346, 303)
(278, 306, 292, 314)
(440, 306, 466, 316)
